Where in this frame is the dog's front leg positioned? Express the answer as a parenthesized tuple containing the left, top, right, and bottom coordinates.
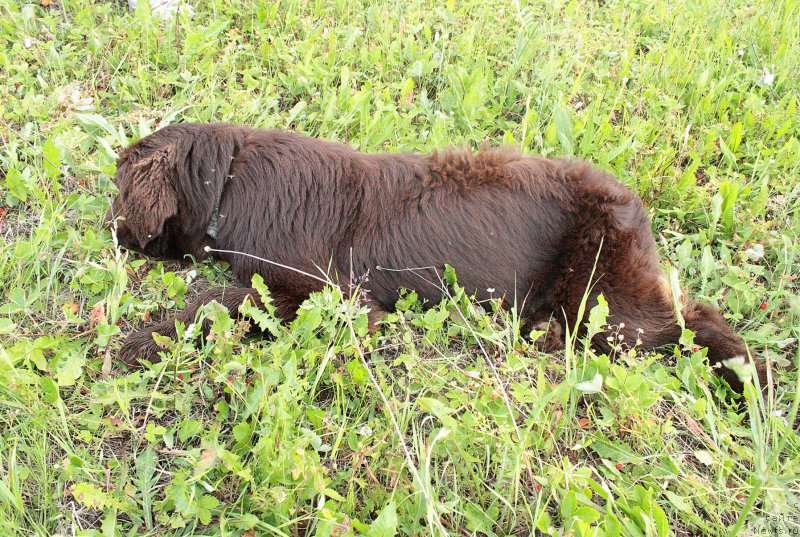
(118, 286, 305, 365)
(119, 283, 387, 366)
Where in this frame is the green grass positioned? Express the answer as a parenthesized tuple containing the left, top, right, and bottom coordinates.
(1, 0, 799, 534)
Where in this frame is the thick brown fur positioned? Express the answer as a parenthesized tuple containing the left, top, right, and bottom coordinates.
(109, 123, 767, 393)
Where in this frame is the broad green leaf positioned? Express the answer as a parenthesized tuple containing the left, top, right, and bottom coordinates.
(0, 318, 17, 335)
(40, 377, 60, 404)
(694, 450, 714, 465)
(365, 501, 398, 537)
(56, 351, 86, 386)
(584, 294, 609, 340)
(417, 397, 458, 429)
(42, 138, 62, 179)
(553, 105, 574, 155)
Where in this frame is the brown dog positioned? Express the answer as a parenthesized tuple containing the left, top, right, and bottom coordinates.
(108, 123, 766, 393)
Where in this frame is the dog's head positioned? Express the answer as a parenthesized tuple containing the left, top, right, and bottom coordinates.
(108, 124, 241, 259)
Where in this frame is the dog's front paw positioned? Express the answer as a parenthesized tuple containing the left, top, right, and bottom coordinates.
(119, 330, 167, 366)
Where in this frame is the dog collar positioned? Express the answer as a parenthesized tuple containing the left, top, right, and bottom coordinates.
(205, 180, 226, 240)
(206, 151, 238, 240)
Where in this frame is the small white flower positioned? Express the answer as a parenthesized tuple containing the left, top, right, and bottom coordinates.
(357, 425, 373, 437)
(178, 4, 195, 18)
(23, 37, 37, 48)
(486, 287, 495, 293)
(151, 0, 194, 20)
(770, 411, 789, 427)
(737, 48, 745, 57)
(758, 68, 775, 86)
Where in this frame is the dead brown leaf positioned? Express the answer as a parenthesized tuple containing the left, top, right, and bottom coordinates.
(89, 302, 106, 327)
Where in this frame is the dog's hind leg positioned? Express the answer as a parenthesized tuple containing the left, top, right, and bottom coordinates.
(591, 271, 766, 393)
(521, 310, 565, 353)
(681, 299, 767, 393)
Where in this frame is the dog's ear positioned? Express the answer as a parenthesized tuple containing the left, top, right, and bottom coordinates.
(119, 146, 178, 249)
